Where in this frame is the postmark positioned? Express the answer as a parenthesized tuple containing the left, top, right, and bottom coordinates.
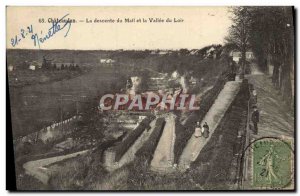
(250, 137, 294, 189)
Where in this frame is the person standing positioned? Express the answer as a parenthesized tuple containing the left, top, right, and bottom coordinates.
(202, 122, 210, 138)
(253, 89, 257, 104)
(194, 121, 202, 138)
(251, 106, 260, 134)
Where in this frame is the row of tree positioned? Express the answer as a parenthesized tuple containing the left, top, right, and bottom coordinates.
(226, 6, 294, 107)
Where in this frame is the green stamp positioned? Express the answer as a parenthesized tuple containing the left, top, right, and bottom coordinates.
(252, 138, 293, 189)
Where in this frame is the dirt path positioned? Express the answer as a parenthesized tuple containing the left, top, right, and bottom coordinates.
(178, 81, 242, 170)
(23, 149, 90, 184)
(150, 113, 176, 172)
(246, 74, 294, 138)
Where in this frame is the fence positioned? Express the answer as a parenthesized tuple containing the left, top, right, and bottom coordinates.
(237, 81, 253, 188)
(14, 115, 80, 146)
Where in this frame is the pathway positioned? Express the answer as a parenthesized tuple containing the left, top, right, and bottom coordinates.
(178, 81, 242, 170)
(23, 149, 90, 184)
(246, 74, 294, 138)
(150, 113, 176, 172)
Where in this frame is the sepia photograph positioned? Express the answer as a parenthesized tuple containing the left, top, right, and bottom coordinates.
(6, 6, 295, 191)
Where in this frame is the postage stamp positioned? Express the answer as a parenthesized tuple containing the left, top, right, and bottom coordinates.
(252, 138, 294, 189)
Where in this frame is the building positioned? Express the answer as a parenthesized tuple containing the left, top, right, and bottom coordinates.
(231, 51, 241, 62)
(29, 65, 36, 70)
(202, 46, 221, 59)
(230, 50, 254, 63)
(100, 59, 116, 64)
(246, 51, 254, 59)
(28, 61, 42, 70)
(53, 62, 77, 69)
(158, 50, 169, 55)
(8, 65, 14, 72)
(171, 71, 179, 78)
(189, 76, 197, 85)
(150, 50, 158, 55)
(189, 49, 199, 56)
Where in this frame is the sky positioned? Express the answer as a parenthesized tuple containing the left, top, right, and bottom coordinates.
(7, 6, 232, 50)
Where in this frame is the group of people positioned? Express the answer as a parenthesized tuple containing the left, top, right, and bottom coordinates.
(194, 121, 210, 138)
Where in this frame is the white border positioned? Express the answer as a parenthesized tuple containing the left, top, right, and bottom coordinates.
(1, 1, 299, 196)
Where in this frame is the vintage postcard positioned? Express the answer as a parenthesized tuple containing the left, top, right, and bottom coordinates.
(6, 6, 295, 191)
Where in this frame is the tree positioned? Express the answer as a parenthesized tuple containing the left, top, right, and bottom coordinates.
(247, 7, 294, 107)
(179, 48, 190, 56)
(227, 7, 294, 107)
(225, 7, 252, 75)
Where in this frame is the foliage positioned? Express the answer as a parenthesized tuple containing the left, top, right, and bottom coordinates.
(248, 7, 294, 106)
(227, 6, 294, 107)
(225, 7, 252, 72)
